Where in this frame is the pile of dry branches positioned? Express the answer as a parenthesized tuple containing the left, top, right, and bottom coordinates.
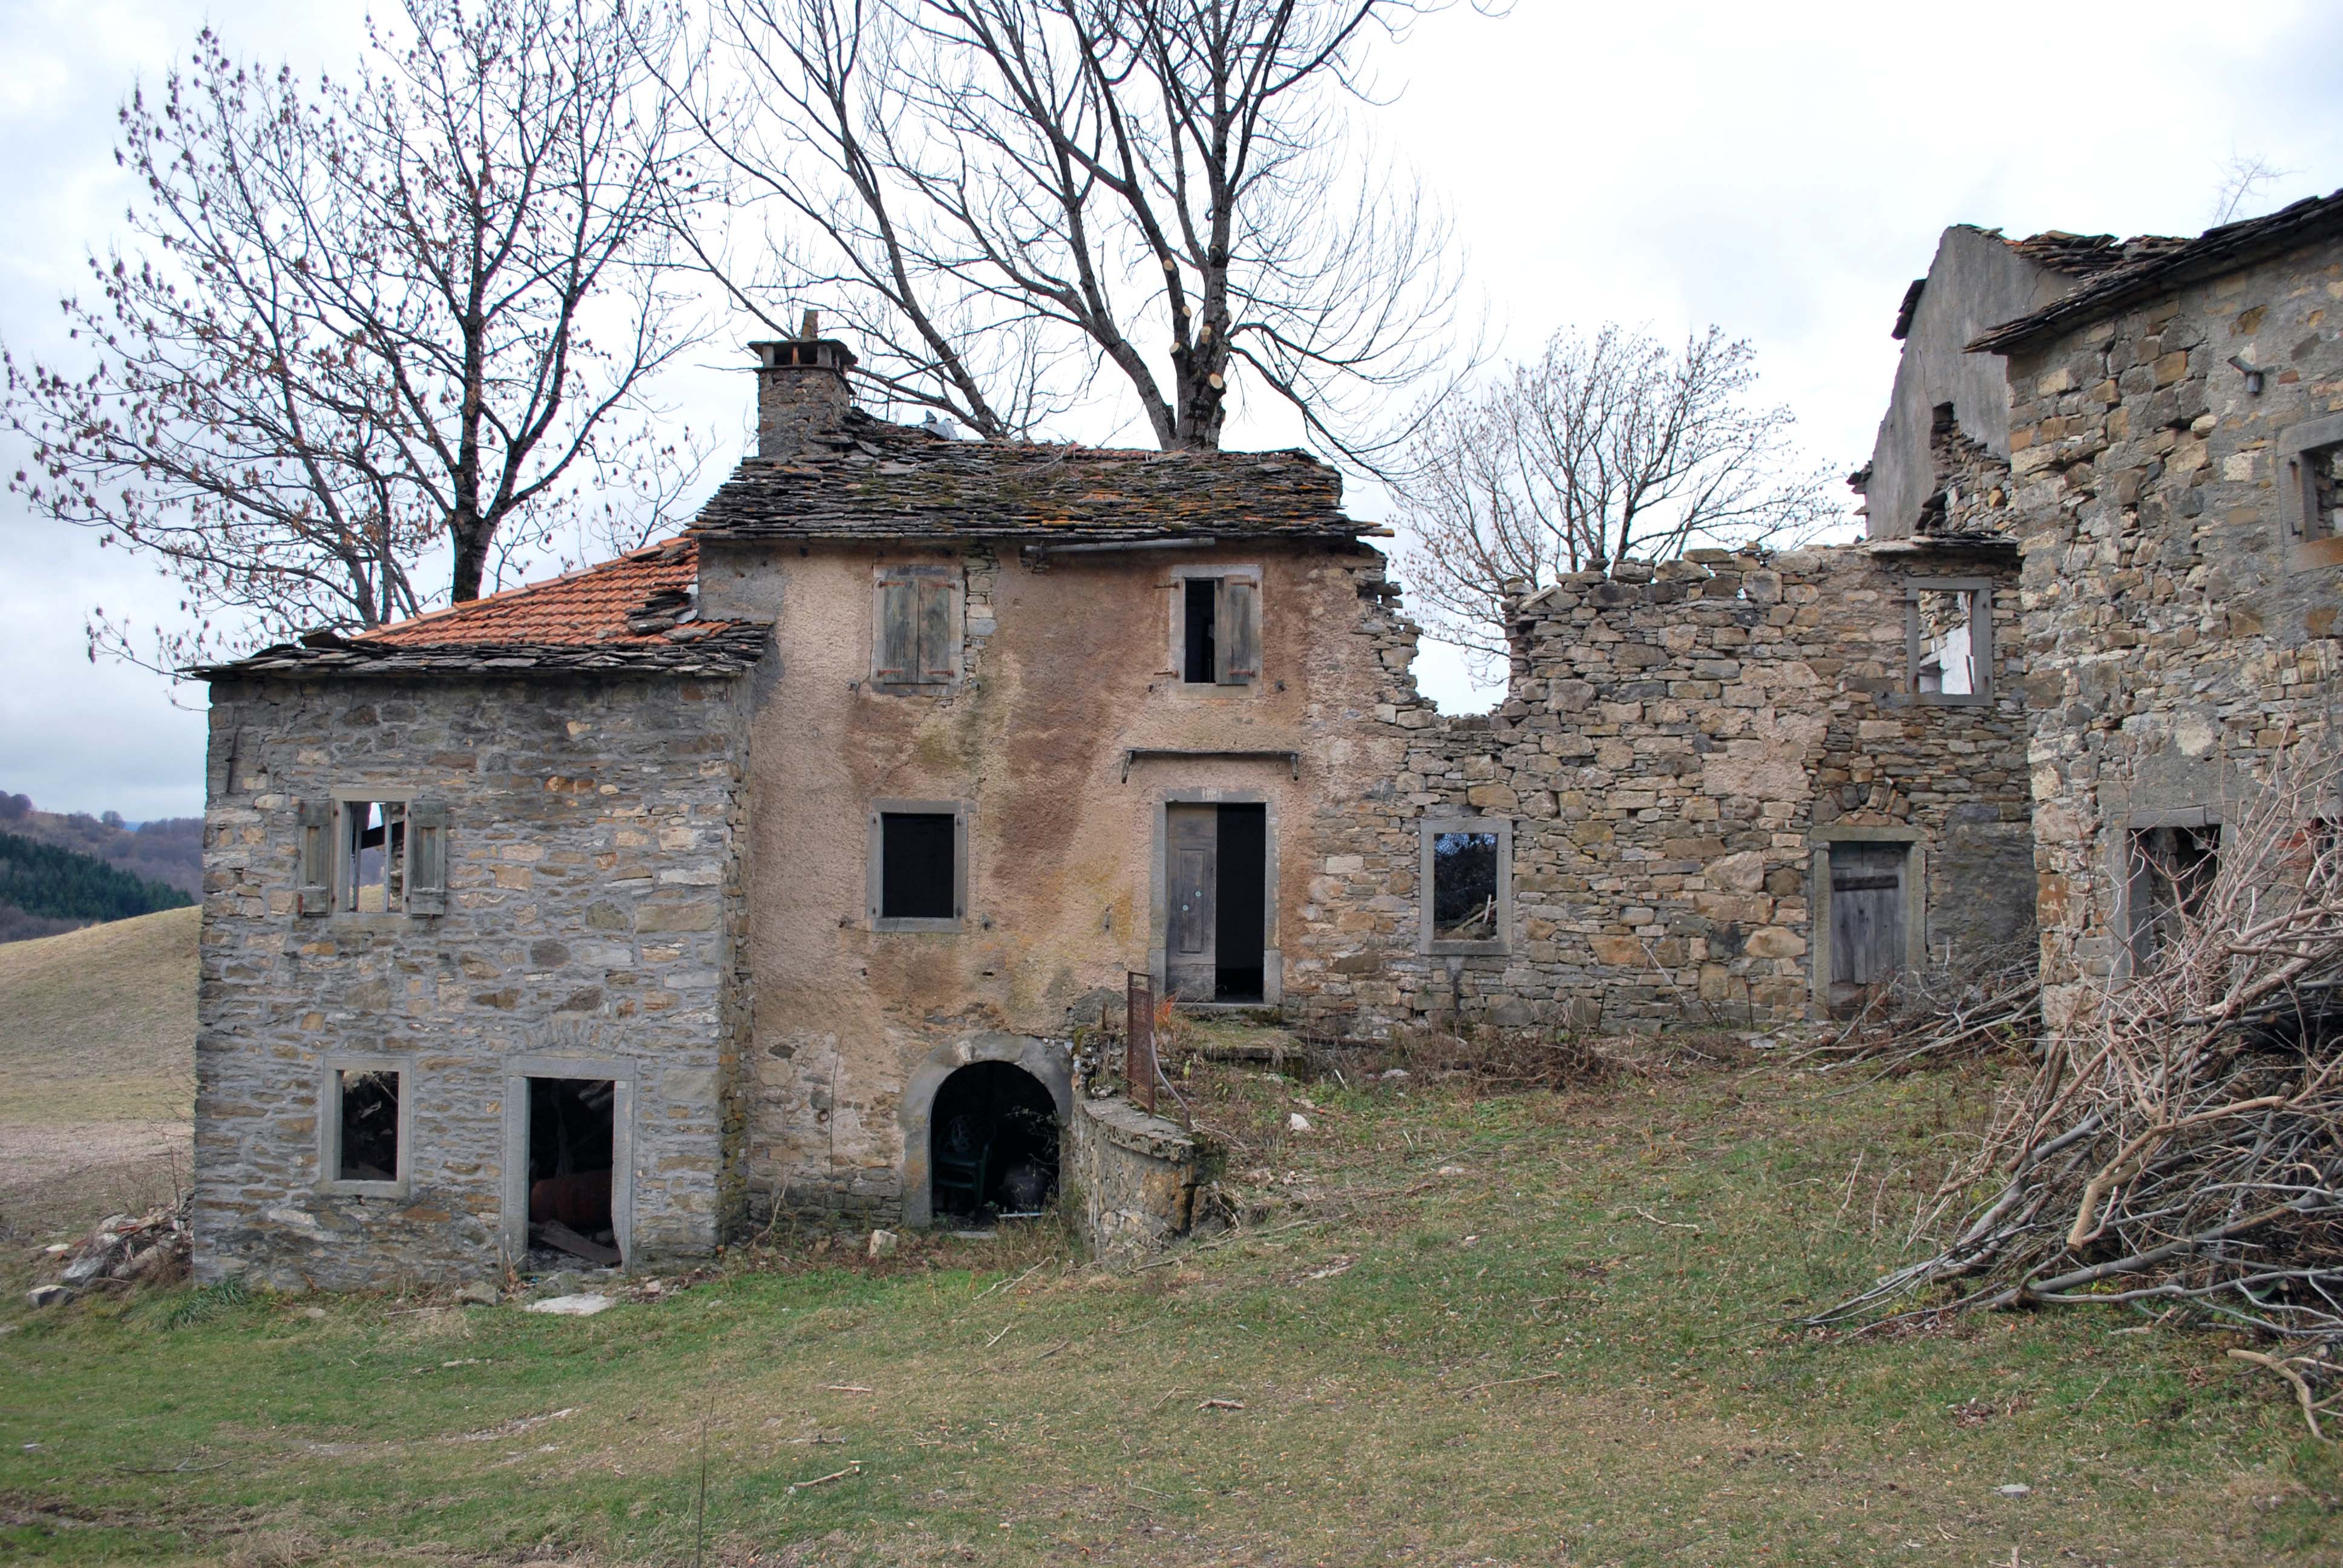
(1801, 947, 2042, 1076)
(1814, 743, 2343, 1350)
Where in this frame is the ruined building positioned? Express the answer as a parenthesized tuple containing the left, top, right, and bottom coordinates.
(189, 194, 2341, 1287)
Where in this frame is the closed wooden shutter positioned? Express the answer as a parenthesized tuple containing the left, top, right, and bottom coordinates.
(406, 801, 448, 916)
(1218, 578, 1259, 684)
(297, 800, 332, 916)
(874, 577, 918, 681)
(916, 576, 957, 682)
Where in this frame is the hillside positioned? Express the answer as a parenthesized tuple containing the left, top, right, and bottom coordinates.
(0, 906, 197, 1232)
(0, 829, 194, 943)
(0, 790, 203, 897)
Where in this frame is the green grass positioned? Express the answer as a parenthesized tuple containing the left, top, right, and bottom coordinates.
(2, 1051, 2334, 1566)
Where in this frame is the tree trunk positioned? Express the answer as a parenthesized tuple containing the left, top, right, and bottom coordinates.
(450, 510, 490, 604)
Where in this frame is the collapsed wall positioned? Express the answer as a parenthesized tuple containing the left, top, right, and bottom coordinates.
(1288, 544, 2035, 1034)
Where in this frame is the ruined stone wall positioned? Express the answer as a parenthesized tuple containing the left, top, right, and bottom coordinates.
(1295, 546, 2035, 1034)
(2004, 234, 2343, 1032)
(194, 674, 752, 1288)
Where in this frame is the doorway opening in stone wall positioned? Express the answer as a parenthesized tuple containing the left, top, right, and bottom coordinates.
(1827, 841, 1912, 1018)
(1165, 802, 1268, 1002)
(526, 1077, 621, 1268)
(928, 1062, 1059, 1222)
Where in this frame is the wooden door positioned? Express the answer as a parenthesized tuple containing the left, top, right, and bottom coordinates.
(1829, 842, 1907, 1011)
(1166, 805, 1218, 1001)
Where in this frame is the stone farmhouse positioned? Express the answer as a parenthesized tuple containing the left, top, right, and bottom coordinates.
(189, 192, 2343, 1289)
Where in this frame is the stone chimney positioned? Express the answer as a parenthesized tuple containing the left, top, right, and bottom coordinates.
(749, 310, 857, 459)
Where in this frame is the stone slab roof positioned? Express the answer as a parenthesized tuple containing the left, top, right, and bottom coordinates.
(1970, 190, 2343, 354)
(195, 538, 770, 680)
(692, 409, 1372, 544)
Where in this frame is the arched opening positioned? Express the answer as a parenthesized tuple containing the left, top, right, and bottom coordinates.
(928, 1061, 1059, 1220)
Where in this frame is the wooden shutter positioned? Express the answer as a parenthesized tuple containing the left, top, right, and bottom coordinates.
(916, 576, 957, 683)
(874, 577, 918, 682)
(297, 800, 332, 916)
(406, 801, 448, 916)
(1218, 578, 1259, 684)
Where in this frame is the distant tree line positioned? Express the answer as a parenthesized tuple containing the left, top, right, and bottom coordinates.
(0, 831, 194, 927)
(0, 791, 204, 896)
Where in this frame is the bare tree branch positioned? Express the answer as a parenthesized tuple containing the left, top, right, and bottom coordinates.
(1394, 324, 1841, 677)
(678, 0, 1484, 457)
(3, 0, 707, 671)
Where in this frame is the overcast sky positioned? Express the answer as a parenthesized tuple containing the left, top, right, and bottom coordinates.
(5, 0, 2342, 821)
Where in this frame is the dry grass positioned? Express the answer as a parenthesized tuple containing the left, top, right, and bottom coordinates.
(0, 907, 196, 1241)
(3, 1048, 2337, 1564)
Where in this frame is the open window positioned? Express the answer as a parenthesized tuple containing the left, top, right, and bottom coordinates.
(873, 566, 960, 687)
(1171, 567, 1260, 686)
(2278, 413, 2343, 572)
(2127, 817, 2219, 972)
(1904, 580, 1991, 704)
(297, 796, 447, 917)
(870, 800, 967, 932)
(1419, 817, 1512, 956)
(318, 1056, 409, 1195)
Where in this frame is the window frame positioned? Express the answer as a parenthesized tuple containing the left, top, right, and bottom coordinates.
(316, 1052, 415, 1198)
(871, 563, 962, 688)
(2276, 413, 2343, 573)
(327, 786, 415, 918)
(1165, 562, 1263, 688)
(1418, 815, 1513, 957)
(1806, 824, 1927, 1016)
(1901, 578, 1994, 706)
(2116, 807, 2223, 975)
(868, 798, 969, 933)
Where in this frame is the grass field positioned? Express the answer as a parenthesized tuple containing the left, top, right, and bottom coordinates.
(3, 1036, 2334, 1566)
(0, 907, 197, 1236)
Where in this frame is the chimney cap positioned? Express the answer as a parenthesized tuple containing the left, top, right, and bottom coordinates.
(747, 336, 859, 373)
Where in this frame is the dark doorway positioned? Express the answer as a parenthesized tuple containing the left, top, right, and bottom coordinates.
(527, 1077, 620, 1266)
(1165, 802, 1268, 1002)
(929, 1062, 1059, 1220)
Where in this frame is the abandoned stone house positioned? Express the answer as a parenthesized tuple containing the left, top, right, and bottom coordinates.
(188, 192, 2341, 1288)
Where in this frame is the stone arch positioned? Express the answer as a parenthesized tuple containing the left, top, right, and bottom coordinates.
(899, 1032, 1072, 1227)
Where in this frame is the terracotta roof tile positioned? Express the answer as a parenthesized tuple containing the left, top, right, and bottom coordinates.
(195, 538, 772, 679)
(362, 537, 712, 647)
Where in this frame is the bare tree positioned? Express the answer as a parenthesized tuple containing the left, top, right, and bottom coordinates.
(4, 0, 704, 670)
(1395, 324, 1839, 673)
(2212, 151, 2295, 226)
(678, 0, 1487, 453)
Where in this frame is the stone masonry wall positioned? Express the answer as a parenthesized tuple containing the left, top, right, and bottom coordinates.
(2004, 233, 2343, 1033)
(1291, 544, 2035, 1034)
(194, 673, 752, 1289)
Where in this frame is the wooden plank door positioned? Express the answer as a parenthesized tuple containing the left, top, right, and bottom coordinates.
(1829, 842, 1907, 1011)
(1166, 805, 1218, 1002)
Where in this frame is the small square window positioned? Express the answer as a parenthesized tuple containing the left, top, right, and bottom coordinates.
(1420, 817, 1511, 955)
(1903, 580, 1991, 704)
(873, 567, 960, 686)
(1169, 568, 1261, 685)
(2279, 414, 2343, 571)
(870, 801, 966, 931)
(300, 797, 446, 918)
(320, 1058, 408, 1194)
